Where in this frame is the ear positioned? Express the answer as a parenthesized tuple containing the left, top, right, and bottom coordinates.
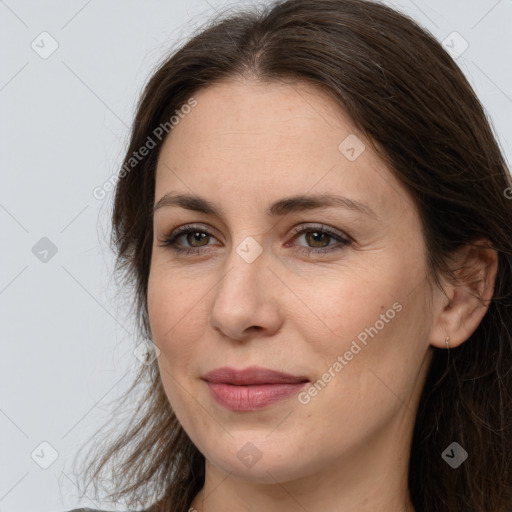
(429, 238, 498, 349)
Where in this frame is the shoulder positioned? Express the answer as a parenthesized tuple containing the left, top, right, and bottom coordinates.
(63, 505, 156, 512)
(64, 509, 133, 512)
(63, 505, 154, 512)
(64, 509, 118, 512)
(62, 508, 155, 512)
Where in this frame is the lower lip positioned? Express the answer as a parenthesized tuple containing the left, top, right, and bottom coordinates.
(205, 381, 308, 411)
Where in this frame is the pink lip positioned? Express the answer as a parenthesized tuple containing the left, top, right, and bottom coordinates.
(202, 366, 309, 411)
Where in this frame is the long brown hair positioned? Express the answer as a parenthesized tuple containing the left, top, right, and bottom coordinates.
(73, 1, 512, 510)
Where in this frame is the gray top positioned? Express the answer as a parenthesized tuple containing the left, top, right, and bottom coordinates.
(64, 505, 155, 511)
(65, 509, 135, 512)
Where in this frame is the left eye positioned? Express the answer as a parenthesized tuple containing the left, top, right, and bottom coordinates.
(158, 224, 351, 255)
(287, 225, 352, 254)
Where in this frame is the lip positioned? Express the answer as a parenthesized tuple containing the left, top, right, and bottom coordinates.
(203, 365, 309, 385)
(202, 366, 309, 411)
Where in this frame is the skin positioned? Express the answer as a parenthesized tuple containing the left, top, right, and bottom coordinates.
(147, 78, 498, 512)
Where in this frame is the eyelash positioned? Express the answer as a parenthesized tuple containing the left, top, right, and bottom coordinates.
(157, 223, 352, 256)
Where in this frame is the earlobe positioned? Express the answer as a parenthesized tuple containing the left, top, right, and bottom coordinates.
(428, 239, 498, 349)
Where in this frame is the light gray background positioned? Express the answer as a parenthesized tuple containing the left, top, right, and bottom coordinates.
(0, 1, 511, 511)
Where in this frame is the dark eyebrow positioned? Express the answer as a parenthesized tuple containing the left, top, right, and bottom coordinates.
(153, 192, 378, 220)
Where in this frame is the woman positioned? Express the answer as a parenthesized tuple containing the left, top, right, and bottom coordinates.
(69, 0, 512, 511)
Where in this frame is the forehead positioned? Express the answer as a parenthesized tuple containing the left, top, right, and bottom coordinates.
(161, 78, 358, 164)
(155, 78, 414, 221)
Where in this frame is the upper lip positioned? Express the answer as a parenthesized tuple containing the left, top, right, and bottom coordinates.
(203, 366, 309, 385)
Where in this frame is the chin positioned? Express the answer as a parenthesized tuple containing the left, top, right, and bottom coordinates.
(201, 434, 322, 484)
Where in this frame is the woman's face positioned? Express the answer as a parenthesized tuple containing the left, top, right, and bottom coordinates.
(148, 78, 435, 486)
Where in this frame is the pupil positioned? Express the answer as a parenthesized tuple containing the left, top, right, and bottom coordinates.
(188, 232, 207, 246)
(308, 231, 328, 247)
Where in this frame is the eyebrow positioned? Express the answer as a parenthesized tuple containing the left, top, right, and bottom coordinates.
(153, 192, 378, 219)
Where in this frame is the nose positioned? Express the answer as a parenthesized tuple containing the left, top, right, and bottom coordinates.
(208, 243, 284, 342)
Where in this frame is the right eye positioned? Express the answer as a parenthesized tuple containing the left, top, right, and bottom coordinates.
(158, 224, 220, 255)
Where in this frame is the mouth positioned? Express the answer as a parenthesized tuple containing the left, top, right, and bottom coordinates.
(202, 366, 309, 411)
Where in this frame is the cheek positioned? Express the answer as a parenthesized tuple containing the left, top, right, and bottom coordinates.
(296, 255, 428, 400)
(147, 270, 208, 426)
(147, 267, 205, 367)
(288, 265, 401, 352)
